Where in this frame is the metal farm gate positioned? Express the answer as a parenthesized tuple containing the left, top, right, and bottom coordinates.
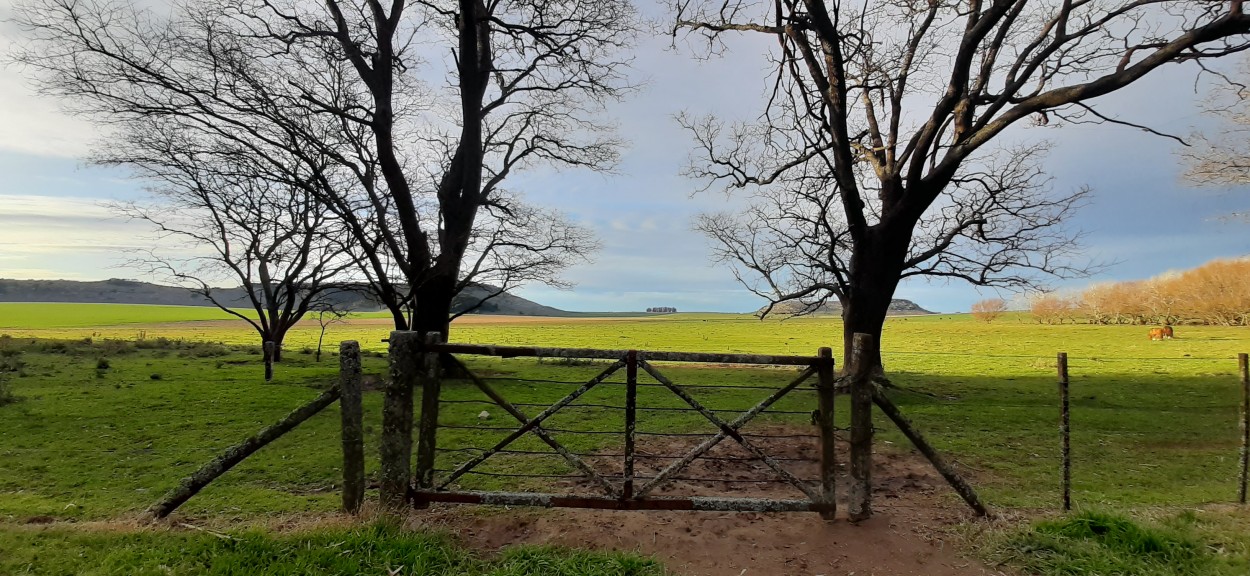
(389, 333, 842, 516)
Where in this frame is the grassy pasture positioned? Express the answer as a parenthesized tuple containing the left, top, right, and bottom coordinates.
(1, 305, 1249, 573)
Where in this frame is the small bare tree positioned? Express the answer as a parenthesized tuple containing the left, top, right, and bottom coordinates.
(672, 1, 1250, 372)
(107, 123, 354, 361)
(311, 301, 352, 363)
(970, 298, 1007, 323)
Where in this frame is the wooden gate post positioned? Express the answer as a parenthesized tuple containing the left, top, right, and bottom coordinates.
(413, 331, 445, 509)
(263, 341, 275, 381)
(1058, 352, 1071, 511)
(1239, 353, 1249, 505)
(624, 351, 638, 500)
(815, 347, 838, 521)
(848, 333, 874, 522)
(381, 331, 420, 511)
(339, 341, 364, 514)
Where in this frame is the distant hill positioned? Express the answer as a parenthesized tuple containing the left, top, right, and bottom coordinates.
(755, 298, 934, 317)
(0, 278, 571, 316)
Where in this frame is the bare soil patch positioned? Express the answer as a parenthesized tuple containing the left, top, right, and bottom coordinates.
(415, 426, 1004, 576)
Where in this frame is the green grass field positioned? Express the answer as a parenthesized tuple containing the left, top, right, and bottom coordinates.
(1, 304, 1249, 574)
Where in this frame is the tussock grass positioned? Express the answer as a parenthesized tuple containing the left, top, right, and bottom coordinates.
(987, 509, 1250, 576)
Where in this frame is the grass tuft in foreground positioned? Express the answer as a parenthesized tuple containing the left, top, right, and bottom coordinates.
(989, 509, 1250, 576)
(0, 522, 665, 576)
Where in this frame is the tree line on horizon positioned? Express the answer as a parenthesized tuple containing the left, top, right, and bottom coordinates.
(974, 257, 1250, 326)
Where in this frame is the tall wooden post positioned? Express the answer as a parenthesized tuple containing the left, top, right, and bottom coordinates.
(339, 341, 364, 514)
(1239, 353, 1249, 505)
(623, 351, 638, 501)
(815, 346, 838, 521)
(1058, 352, 1071, 511)
(848, 333, 874, 521)
(412, 332, 444, 509)
(381, 331, 419, 511)
(263, 341, 275, 381)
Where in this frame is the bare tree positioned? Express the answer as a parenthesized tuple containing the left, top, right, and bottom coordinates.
(93, 111, 357, 361)
(1184, 56, 1250, 199)
(9, 0, 631, 338)
(672, 1, 1250, 372)
(970, 298, 1007, 323)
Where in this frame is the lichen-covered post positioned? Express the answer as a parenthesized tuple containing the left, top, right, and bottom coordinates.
(815, 347, 837, 521)
(381, 331, 419, 511)
(1239, 352, 1249, 505)
(848, 333, 874, 522)
(339, 340, 364, 514)
(1059, 352, 1071, 511)
(263, 341, 275, 381)
(412, 331, 444, 509)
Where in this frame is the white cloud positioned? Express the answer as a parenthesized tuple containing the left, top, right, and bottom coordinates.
(0, 194, 152, 279)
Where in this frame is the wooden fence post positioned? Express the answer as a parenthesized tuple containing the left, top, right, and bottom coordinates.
(1239, 353, 1248, 505)
(381, 331, 419, 511)
(1058, 352, 1071, 512)
(624, 350, 638, 501)
(848, 333, 874, 522)
(412, 331, 444, 509)
(815, 347, 838, 521)
(339, 341, 364, 514)
(263, 341, 275, 381)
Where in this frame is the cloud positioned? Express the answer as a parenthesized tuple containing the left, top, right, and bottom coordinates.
(0, 194, 152, 279)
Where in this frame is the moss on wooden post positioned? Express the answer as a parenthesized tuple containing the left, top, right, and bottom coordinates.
(1059, 352, 1071, 511)
(381, 331, 419, 511)
(848, 333, 874, 522)
(413, 332, 444, 509)
(815, 347, 837, 521)
(339, 340, 364, 514)
(1239, 353, 1248, 505)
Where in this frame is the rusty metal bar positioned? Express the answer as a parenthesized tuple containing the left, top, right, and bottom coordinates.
(423, 342, 822, 366)
(634, 361, 818, 499)
(436, 360, 625, 490)
(415, 491, 834, 513)
(624, 350, 638, 500)
(445, 353, 619, 498)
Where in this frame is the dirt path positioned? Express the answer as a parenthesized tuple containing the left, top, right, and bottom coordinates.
(411, 431, 1007, 576)
(420, 502, 1001, 576)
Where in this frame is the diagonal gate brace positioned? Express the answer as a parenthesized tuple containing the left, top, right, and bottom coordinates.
(437, 360, 625, 491)
(635, 360, 819, 500)
(446, 354, 619, 498)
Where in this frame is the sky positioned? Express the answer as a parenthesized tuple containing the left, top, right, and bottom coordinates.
(0, 3, 1247, 314)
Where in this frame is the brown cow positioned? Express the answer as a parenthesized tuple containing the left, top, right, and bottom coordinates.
(1149, 328, 1165, 341)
